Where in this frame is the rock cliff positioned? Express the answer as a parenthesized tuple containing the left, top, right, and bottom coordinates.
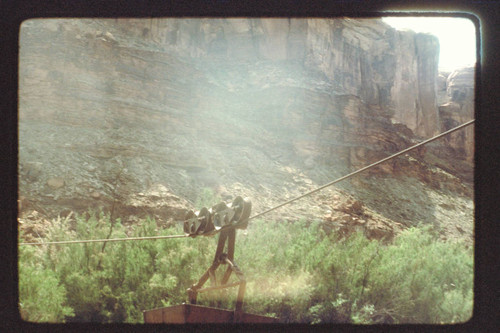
(18, 18, 474, 243)
(438, 67, 475, 163)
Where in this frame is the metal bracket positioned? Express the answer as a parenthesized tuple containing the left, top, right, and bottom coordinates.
(187, 227, 247, 322)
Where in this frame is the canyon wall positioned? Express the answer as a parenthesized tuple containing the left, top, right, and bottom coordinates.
(18, 18, 474, 231)
(99, 18, 442, 137)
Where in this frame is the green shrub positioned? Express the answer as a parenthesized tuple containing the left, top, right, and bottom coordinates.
(301, 226, 472, 324)
(18, 244, 74, 322)
(364, 227, 473, 323)
(18, 211, 215, 322)
(18, 212, 473, 324)
(237, 220, 472, 324)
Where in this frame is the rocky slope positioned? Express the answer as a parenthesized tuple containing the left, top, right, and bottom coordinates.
(18, 18, 474, 244)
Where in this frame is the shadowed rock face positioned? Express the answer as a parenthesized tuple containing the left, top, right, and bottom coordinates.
(18, 18, 473, 238)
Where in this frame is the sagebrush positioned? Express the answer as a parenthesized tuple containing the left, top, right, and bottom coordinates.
(18, 210, 473, 324)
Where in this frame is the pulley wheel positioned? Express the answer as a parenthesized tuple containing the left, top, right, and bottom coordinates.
(183, 210, 197, 235)
(231, 196, 244, 223)
(232, 196, 252, 227)
(196, 207, 211, 234)
(212, 202, 229, 230)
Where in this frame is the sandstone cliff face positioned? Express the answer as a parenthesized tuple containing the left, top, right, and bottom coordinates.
(129, 18, 441, 137)
(18, 18, 473, 241)
(437, 67, 475, 163)
(305, 19, 441, 138)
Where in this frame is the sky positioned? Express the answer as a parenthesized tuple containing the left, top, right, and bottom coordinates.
(382, 17, 477, 72)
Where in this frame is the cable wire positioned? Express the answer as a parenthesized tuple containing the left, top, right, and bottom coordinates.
(19, 233, 188, 246)
(19, 119, 474, 246)
(248, 119, 475, 221)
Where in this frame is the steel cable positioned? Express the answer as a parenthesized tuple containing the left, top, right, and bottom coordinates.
(248, 119, 475, 220)
(19, 119, 474, 246)
(19, 234, 188, 246)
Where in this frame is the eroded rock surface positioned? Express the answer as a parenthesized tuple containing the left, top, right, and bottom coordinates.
(18, 18, 474, 243)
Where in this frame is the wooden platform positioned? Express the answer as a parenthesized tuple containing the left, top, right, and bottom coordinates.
(143, 304, 279, 323)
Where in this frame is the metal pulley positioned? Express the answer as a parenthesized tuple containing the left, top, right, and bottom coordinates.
(183, 196, 252, 237)
(183, 207, 212, 235)
(211, 202, 230, 228)
(231, 196, 251, 229)
(183, 210, 196, 234)
(144, 193, 278, 323)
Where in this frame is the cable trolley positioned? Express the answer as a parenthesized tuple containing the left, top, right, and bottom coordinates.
(143, 196, 279, 323)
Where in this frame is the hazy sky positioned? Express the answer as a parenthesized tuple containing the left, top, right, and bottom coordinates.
(382, 17, 477, 72)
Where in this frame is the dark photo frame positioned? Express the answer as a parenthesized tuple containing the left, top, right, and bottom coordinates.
(2, 1, 499, 332)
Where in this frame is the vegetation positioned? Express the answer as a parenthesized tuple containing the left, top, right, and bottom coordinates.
(18, 192, 473, 324)
(236, 220, 473, 324)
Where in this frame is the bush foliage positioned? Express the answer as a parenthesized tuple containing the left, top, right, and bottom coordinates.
(19, 208, 473, 324)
